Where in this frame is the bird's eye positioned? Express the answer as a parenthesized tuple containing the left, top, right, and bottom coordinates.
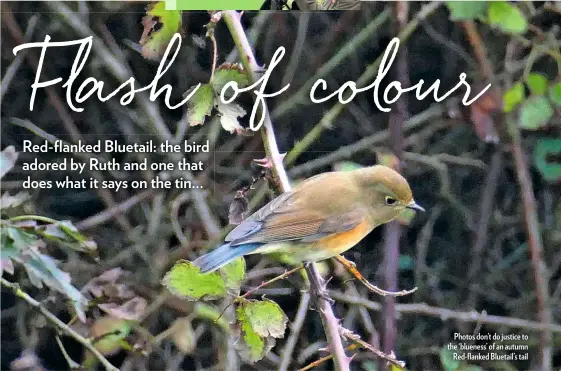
(385, 196, 397, 205)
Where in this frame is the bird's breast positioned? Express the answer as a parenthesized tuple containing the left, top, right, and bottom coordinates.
(261, 218, 375, 263)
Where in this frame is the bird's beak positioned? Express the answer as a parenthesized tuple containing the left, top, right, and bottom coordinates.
(406, 200, 425, 212)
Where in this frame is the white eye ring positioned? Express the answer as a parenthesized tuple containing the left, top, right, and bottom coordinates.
(385, 196, 397, 205)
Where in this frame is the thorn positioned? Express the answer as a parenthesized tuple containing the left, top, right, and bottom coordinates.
(253, 153, 287, 168)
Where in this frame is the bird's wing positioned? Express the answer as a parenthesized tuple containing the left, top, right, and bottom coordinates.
(226, 196, 366, 246)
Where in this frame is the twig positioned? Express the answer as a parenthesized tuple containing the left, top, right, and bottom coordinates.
(298, 344, 360, 371)
(467, 152, 502, 307)
(222, 11, 350, 371)
(272, 8, 390, 121)
(76, 190, 154, 231)
(240, 265, 303, 300)
(56, 335, 81, 369)
(284, 1, 442, 167)
(329, 291, 561, 333)
(288, 103, 448, 177)
(334, 256, 416, 297)
(1, 278, 119, 371)
(339, 327, 405, 369)
(379, 1, 409, 361)
(1, 14, 38, 101)
(506, 117, 553, 371)
(3, 8, 133, 233)
(278, 292, 311, 371)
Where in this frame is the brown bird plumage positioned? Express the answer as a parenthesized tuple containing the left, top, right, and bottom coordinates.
(194, 165, 424, 273)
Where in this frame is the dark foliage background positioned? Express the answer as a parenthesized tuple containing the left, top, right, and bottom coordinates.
(1, 1, 560, 371)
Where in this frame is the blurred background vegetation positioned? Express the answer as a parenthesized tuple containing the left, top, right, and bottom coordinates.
(1, 1, 560, 371)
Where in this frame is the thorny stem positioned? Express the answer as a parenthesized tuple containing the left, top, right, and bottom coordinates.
(1, 278, 119, 371)
(222, 11, 350, 371)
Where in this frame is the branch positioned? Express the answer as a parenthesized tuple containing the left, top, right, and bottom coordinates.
(506, 117, 553, 371)
(330, 291, 561, 333)
(283, 1, 442, 167)
(222, 11, 350, 371)
(1, 278, 119, 371)
(278, 292, 311, 371)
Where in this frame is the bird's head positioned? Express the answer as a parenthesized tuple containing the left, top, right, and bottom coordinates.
(352, 165, 424, 223)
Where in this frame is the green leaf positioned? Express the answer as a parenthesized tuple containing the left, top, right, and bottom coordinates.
(446, 2, 488, 20)
(332, 161, 363, 172)
(440, 347, 461, 371)
(0, 145, 18, 179)
(211, 63, 250, 97)
(162, 260, 228, 301)
(139, 2, 182, 60)
(236, 303, 273, 363)
(185, 84, 214, 126)
(240, 299, 288, 338)
(219, 257, 246, 296)
(549, 82, 561, 107)
(488, 2, 527, 34)
(519, 96, 553, 130)
(533, 138, 561, 183)
(89, 316, 132, 356)
(503, 82, 525, 112)
(214, 99, 247, 133)
(526, 73, 548, 96)
(5, 227, 88, 321)
(43, 221, 98, 257)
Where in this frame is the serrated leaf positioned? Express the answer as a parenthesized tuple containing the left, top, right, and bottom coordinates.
(43, 221, 98, 256)
(139, 2, 182, 60)
(211, 63, 249, 97)
(519, 96, 553, 130)
(446, 2, 487, 20)
(0, 146, 18, 179)
(240, 299, 288, 338)
(488, 2, 527, 34)
(533, 139, 561, 183)
(526, 73, 548, 96)
(333, 161, 363, 172)
(219, 257, 245, 296)
(440, 347, 461, 371)
(235, 303, 275, 363)
(162, 260, 227, 300)
(89, 316, 132, 356)
(185, 84, 214, 126)
(503, 82, 525, 113)
(549, 82, 561, 107)
(5, 227, 88, 321)
(215, 99, 246, 133)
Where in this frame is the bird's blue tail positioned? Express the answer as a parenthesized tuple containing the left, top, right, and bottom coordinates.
(192, 243, 262, 273)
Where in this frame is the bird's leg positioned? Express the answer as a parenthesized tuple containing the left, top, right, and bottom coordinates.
(334, 255, 417, 297)
(305, 262, 335, 307)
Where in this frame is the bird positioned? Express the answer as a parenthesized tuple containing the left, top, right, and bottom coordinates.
(193, 165, 424, 273)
